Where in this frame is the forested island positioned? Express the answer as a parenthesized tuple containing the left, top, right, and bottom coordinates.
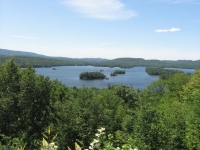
(1, 58, 200, 149)
(79, 71, 106, 80)
(110, 70, 125, 76)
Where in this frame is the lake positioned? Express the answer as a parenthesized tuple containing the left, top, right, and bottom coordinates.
(35, 66, 195, 89)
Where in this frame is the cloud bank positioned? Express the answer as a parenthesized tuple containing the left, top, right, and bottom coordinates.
(155, 28, 180, 32)
(62, 0, 136, 20)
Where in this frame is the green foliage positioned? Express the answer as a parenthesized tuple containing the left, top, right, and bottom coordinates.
(165, 72, 190, 98)
(132, 70, 200, 149)
(0, 59, 56, 149)
(55, 87, 128, 149)
(108, 85, 139, 108)
(179, 69, 200, 149)
(0, 134, 25, 150)
(0, 59, 21, 137)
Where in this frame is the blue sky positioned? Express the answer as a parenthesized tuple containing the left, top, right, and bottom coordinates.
(0, 0, 199, 60)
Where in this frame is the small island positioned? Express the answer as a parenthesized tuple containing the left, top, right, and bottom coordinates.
(80, 71, 106, 80)
(110, 70, 125, 76)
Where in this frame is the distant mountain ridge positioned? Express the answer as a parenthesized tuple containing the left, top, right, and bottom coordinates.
(0, 48, 200, 69)
(0, 48, 108, 62)
(0, 48, 47, 57)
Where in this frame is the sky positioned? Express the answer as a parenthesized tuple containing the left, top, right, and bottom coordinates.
(0, 0, 200, 60)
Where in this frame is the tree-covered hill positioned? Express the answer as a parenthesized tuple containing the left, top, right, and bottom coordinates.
(0, 48, 47, 57)
(0, 49, 107, 67)
(0, 55, 91, 67)
(95, 57, 200, 69)
(1, 49, 200, 68)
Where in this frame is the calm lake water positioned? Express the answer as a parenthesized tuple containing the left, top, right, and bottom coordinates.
(35, 66, 195, 89)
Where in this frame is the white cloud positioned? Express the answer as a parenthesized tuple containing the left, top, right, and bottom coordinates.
(9, 35, 40, 39)
(155, 28, 180, 33)
(61, 0, 136, 20)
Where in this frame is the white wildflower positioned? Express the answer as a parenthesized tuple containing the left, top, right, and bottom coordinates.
(90, 142, 94, 147)
(97, 127, 105, 133)
(95, 133, 100, 137)
(54, 145, 58, 149)
(93, 139, 99, 143)
(49, 142, 55, 146)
